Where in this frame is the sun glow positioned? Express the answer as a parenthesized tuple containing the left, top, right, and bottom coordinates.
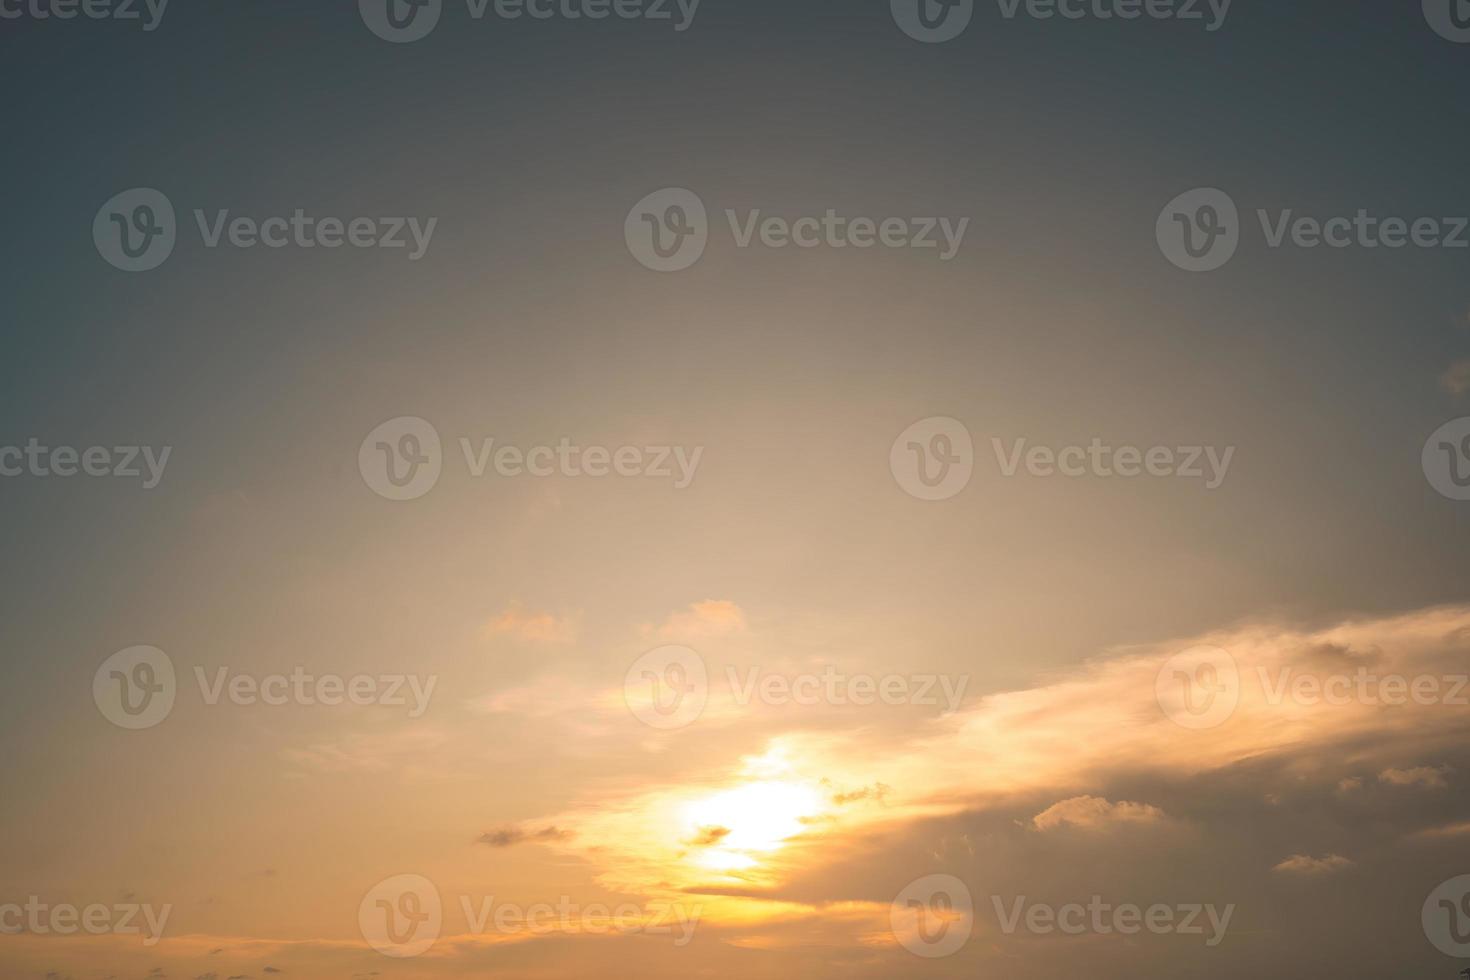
(680, 780, 825, 872)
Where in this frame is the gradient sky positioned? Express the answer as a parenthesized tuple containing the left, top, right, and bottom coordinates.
(2, 0, 1470, 977)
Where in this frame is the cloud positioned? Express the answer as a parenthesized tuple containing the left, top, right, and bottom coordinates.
(687, 825, 733, 846)
(646, 600, 747, 640)
(1410, 820, 1470, 840)
(828, 782, 890, 806)
(281, 728, 451, 776)
(1336, 777, 1363, 793)
(1441, 358, 1470, 396)
(1031, 796, 1166, 831)
(1378, 765, 1452, 789)
(485, 601, 580, 644)
(529, 604, 1470, 912)
(1272, 854, 1355, 875)
(476, 825, 574, 847)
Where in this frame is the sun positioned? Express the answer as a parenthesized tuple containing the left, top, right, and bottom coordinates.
(679, 780, 825, 872)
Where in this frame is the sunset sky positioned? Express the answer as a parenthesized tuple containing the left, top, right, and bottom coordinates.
(4, 1, 1470, 978)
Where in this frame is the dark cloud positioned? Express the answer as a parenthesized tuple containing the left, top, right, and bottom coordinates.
(476, 825, 573, 847)
(686, 825, 732, 846)
(828, 782, 891, 806)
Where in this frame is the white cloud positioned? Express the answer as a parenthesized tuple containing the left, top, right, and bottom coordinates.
(1032, 796, 1166, 831)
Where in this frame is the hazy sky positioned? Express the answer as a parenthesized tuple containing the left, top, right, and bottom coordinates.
(3, 1, 1470, 978)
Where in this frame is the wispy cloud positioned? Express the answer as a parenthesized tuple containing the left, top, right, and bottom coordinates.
(476, 825, 574, 847)
(1443, 358, 1470, 396)
(485, 601, 581, 644)
(645, 600, 748, 640)
(524, 605, 1470, 929)
(1272, 854, 1355, 875)
(1410, 819, 1470, 840)
(280, 727, 451, 776)
(1378, 765, 1452, 789)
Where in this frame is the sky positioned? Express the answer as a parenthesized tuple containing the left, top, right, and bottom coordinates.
(2, 0, 1470, 978)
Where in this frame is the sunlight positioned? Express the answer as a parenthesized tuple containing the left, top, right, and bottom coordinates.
(680, 780, 825, 872)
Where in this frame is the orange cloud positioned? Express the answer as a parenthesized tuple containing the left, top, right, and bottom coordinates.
(1410, 820, 1470, 840)
(525, 604, 1470, 933)
(646, 600, 747, 640)
(485, 601, 580, 644)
